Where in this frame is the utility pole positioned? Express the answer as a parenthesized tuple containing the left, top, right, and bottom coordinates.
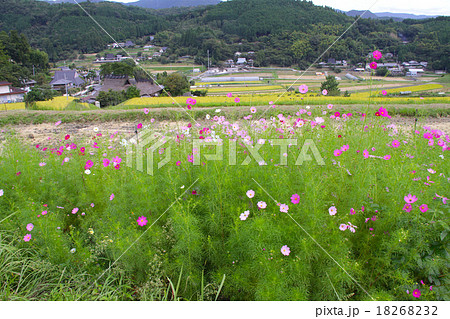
(207, 50, 210, 70)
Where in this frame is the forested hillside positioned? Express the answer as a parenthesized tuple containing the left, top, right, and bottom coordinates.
(0, 0, 168, 61)
(0, 0, 448, 69)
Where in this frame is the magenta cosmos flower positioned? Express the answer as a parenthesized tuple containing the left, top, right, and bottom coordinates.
(370, 62, 377, 69)
(363, 150, 369, 158)
(85, 160, 94, 170)
(382, 90, 387, 96)
(334, 149, 342, 157)
(227, 92, 232, 98)
(419, 204, 429, 213)
(403, 204, 412, 213)
(137, 123, 143, 129)
(372, 50, 382, 60)
(281, 245, 290, 256)
(137, 216, 148, 227)
(23, 234, 31, 242)
(234, 97, 240, 103)
(391, 140, 400, 148)
(404, 194, 418, 204)
(110, 193, 115, 201)
(103, 158, 110, 167)
(412, 289, 421, 298)
(291, 194, 300, 204)
(299, 85, 308, 94)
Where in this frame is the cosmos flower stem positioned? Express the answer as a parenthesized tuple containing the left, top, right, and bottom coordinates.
(75, 178, 199, 301)
(252, 178, 375, 301)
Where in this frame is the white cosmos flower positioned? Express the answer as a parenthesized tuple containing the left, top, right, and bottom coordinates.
(94, 127, 99, 132)
(85, 169, 91, 175)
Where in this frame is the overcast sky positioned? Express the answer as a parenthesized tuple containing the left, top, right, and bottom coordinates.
(106, 0, 450, 16)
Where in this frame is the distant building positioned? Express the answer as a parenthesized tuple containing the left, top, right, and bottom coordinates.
(225, 59, 234, 67)
(0, 81, 26, 103)
(236, 57, 247, 65)
(50, 69, 85, 89)
(105, 54, 116, 61)
(234, 52, 242, 57)
(124, 41, 135, 47)
(327, 58, 336, 65)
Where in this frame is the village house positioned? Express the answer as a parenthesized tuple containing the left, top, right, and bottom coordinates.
(50, 68, 85, 89)
(99, 75, 164, 97)
(236, 57, 247, 66)
(0, 81, 26, 103)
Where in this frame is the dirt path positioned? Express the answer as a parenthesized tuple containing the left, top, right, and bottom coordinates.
(2, 116, 449, 147)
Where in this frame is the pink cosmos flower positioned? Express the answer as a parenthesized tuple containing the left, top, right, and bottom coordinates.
(257, 201, 267, 209)
(350, 208, 355, 215)
(90, 203, 95, 208)
(144, 108, 149, 114)
(404, 194, 418, 204)
(382, 90, 387, 96)
(291, 194, 300, 204)
(412, 289, 421, 298)
(419, 204, 428, 213)
(0, 189, 3, 197)
(235, 97, 240, 103)
(227, 93, 232, 98)
(383, 155, 391, 160)
(72, 208, 79, 214)
(39, 162, 46, 167)
(23, 234, 31, 242)
(26, 223, 34, 231)
(391, 140, 400, 148)
(110, 193, 115, 201)
(339, 224, 348, 231)
(403, 204, 412, 213)
(327, 104, 333, 110)
(328, 206, 337, 216)
(55, 120, 62, 126)
(334, 149, 342, 157)
(137, 216, 148, 227)
(103, 158, 110, 167)
(246, 190, 255, 198)
(137, 123, 143, 129)
(250, 107, 257, 114)
(280, 204, 289, 213)
(299, 85, 308, 94)
(363, 150, 369, 159)
(322, 89, 328, 95)
(370, 62, 377, 69)
(373, 50, 382, 60)
(41, 210, 48, 215)
(281, 245, 290, 256)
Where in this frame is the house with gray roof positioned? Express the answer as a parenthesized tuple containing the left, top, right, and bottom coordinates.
(50, 69, 85, 89)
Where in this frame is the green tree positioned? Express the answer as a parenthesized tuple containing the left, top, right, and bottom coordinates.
(320, 75, 340, 96)
(125, 86, 141, 99)
(162, 73, 190, 96)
